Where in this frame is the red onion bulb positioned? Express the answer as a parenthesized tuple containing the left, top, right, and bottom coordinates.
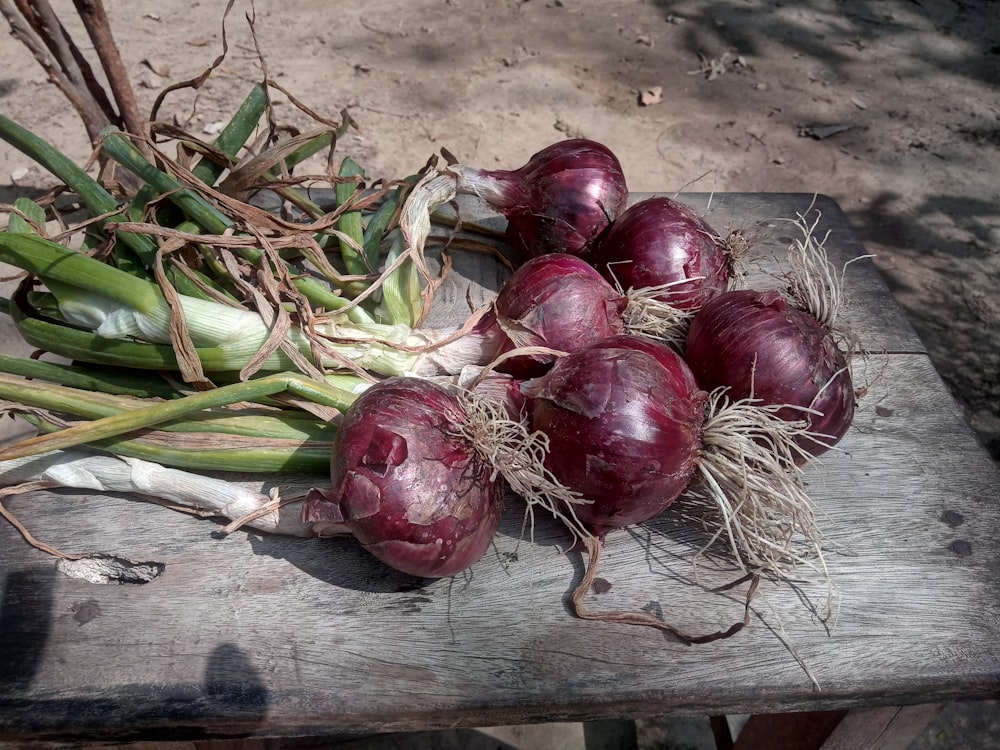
(685, 289, 855, 457)
(492, 253, 627, 375)
(591, 196, 732, 312)
(526, 335, 705, 535)
(315, 378, 504, 577)
(456, 139, 628, 259)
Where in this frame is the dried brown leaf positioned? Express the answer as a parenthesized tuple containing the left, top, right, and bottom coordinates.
(153, 239, 211, 388)
(218, 127, 335, 198)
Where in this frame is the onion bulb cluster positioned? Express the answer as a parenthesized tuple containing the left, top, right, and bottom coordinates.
(308, 137, 857, 645)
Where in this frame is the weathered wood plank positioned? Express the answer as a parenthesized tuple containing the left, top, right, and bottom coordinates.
(1, 195, 997, 743)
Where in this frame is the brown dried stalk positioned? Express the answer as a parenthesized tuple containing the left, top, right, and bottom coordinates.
(1, 0, 112, 141)
(70, 0, 144, 138)
(2, 0, 144, 144)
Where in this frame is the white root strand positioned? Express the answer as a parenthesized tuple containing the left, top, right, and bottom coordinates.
(694, 388, 835, 615)
(622, 276, 702, 349)
(783, 202, 871, 355)
(453, 390, 595, 546)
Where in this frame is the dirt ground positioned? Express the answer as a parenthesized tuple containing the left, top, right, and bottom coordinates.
(1, 0, 998, 459)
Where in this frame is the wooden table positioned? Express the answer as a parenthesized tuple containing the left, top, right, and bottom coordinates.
(2, 194, 998, 749)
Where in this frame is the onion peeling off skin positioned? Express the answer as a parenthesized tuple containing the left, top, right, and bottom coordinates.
(486, 252, 716, 371)
(305, 377, 504, 578)
(452, 138, 629, 260)
(523, 335, 830, 641)
(302, 372, 582, 578)
(685, 210, 861, 458)
(491, 253, 627, 375)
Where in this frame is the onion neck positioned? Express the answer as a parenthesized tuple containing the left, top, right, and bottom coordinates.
(408, 313, 509, 377)
(452, 165, 529, 212)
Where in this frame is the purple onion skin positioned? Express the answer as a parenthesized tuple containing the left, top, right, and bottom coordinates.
(469, 139, 628, 259)
(494, 253, 628, 376)
(591, 196, 730, 312)
(527, 335, 706, 534)
(326, 378, 503, 578)
(685, 289, 855, 457)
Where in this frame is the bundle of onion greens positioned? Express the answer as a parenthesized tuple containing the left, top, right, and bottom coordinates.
(0, 83, 506, 512)
(0, 81, 588, 583)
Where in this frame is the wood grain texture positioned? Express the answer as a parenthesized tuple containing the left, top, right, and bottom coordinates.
(1, 194, 997, 743)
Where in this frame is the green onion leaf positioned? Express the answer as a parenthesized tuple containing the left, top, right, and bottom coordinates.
(335, 156, 369, 279)
(192, 83, 269, 187)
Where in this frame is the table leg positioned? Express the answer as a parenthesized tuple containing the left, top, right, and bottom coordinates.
(732, 704, 945, 750)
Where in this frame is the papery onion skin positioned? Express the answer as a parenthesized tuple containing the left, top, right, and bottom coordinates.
(494, 253, 628, 376)
(457, 139, 628, 259)
(326, 377, 503, 577)
(591, 196, 730, 312)
(685, 289, 855, 457)
(526, 336, 706, 534)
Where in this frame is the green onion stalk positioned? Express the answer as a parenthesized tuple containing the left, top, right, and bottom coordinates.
(1, 91, 463, 329)
(1, 105, 392, 328)
(103, 130, 427, 330)
(96, 127, 381, 323)
(0, 371, 338, 473)
(0, 231, 503, 379)
(0, 187, 502, 472)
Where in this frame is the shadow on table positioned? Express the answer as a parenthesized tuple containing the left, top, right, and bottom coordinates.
(0, 565, 270, 741)
(0, 566, 55, 693)
(241, 488, 583, 596)
(245, 531, 436, 595)
(203, 642, 270, 728)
